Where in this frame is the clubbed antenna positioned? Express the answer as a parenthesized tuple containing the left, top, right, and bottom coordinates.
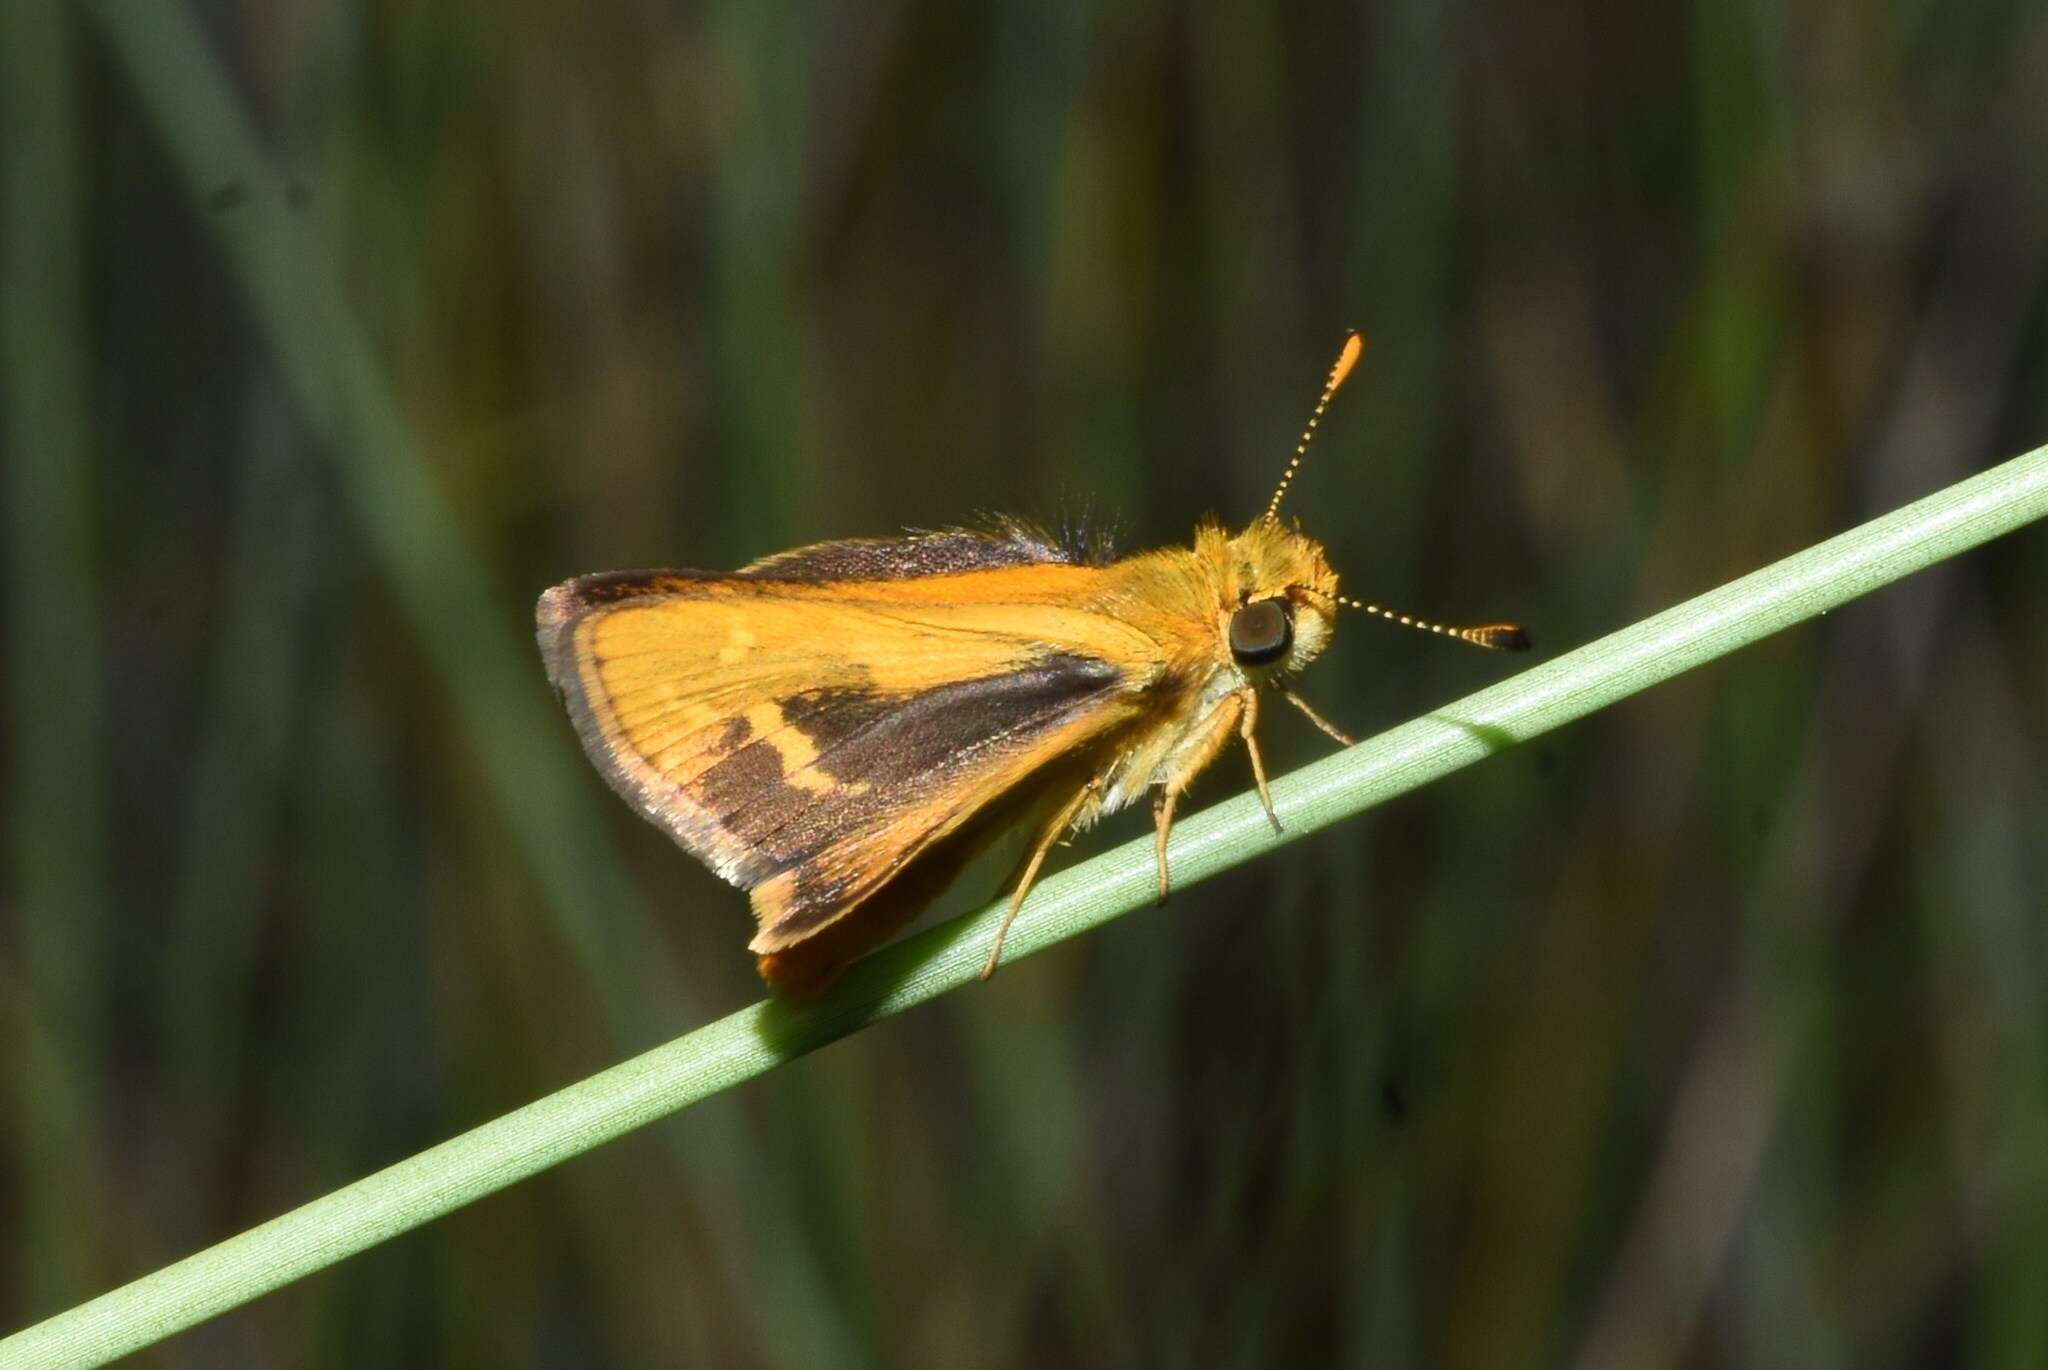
(1265, 331, 1365, 521)
(1336, 595, 1532, 652)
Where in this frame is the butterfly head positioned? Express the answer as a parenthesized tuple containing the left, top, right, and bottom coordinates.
(1220, 518, 1340, 678)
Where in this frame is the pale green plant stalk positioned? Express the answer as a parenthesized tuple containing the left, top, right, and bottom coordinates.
(3, 444, 2046, 1369)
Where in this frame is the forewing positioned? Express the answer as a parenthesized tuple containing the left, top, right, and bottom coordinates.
(536, 559, 1159, 947)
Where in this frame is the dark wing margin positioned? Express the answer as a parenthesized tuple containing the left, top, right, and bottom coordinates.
(738, 518, 1100, 582)
(541, 568, 718, 609)
(550, 519, 1111, 594)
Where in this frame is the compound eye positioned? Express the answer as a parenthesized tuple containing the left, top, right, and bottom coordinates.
(1228, 598, 1293, 666)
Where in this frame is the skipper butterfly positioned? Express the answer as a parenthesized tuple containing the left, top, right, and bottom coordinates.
(539, 334, 1528, 993)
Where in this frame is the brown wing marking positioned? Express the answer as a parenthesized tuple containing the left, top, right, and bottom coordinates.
(735, 652, 1139, 952)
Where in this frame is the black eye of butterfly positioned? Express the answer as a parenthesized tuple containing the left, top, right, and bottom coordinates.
(1228, 598, 1293, 666)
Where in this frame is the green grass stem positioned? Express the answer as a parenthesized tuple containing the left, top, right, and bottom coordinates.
(4, 443, 2045, 1368)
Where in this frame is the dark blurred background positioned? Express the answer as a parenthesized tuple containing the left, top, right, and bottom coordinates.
(6, 1, 2048, 1365)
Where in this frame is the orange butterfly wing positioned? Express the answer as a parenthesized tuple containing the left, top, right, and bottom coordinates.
(537, 532, 1165, 985)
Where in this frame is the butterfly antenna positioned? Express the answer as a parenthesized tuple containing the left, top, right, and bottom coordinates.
(1336, 595, 1532, 652)
(1265, 331, 1365, 522)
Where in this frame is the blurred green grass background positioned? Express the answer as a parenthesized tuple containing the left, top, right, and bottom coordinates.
(5, 1, 2048, 1365)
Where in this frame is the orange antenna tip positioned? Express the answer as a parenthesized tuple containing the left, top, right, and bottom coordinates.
(1328, 331, 1365, 392)
(1265, 331, 1368, 522)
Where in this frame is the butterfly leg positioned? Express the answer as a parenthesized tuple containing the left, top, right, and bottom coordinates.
(1152, 790, 1177, 904)
(1151, 691, 1253, 904)
(1280, 687, 1355, 748)
(980, 776, 1103, 980)
(1238, 688, 1283, 835)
